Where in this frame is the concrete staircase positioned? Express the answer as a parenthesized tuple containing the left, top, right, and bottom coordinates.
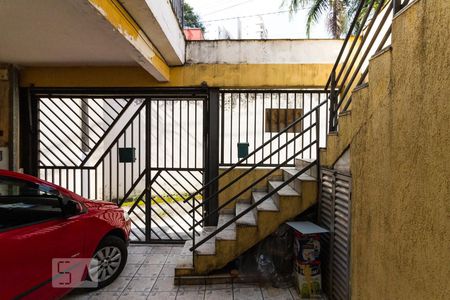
(175, 158, 318, 276)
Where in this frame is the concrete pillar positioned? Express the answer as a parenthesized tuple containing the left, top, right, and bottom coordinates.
(0, 65, 20, 171)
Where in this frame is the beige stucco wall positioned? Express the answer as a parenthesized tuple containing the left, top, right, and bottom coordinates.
(349, 0, 450, 299)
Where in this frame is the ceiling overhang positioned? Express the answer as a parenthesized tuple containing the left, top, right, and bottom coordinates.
(0, 0, 186, 82)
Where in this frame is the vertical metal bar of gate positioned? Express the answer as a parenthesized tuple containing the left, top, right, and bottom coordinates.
(29, 88, 209, 244)
(204, 88, 220, 226)
(145, 97, 151, 243)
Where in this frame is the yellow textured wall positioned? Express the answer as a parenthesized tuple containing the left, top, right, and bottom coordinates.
(19, 64, 333, 88)
(349, 0, 450, 299)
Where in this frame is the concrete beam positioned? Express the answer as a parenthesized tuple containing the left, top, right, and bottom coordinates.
(186, 40, 344, 64)
(87, 0, 170, 81)
(118, 0, 185, 65)
(20, 64, 334, 88)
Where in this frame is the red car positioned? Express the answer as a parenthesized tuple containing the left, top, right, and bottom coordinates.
(0, 170, 131, 299)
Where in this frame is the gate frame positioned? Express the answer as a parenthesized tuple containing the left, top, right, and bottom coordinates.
(21, 87, 220, 243)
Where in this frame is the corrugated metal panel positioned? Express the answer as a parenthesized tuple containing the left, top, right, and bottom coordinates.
(319, 168, 352, 300)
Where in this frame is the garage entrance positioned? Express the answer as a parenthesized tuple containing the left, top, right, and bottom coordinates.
(27, 88, 211, 243)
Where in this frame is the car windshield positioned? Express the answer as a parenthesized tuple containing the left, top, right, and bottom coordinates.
(0, 176, 63, 230)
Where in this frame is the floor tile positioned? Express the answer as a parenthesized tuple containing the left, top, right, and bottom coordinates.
(128, 246, 152, 254)
(204, 289, 233, 300)
(151, 276, 178, 292)
(147, 291, 177, 300)
(166, 254, 188, 265)
(176, 289, 205, 300)
(143, 253, 169, 264)
(118, 291, 149, 300)
(160, 264, 176, 276)
(178, 284, 206, 292)
(233, 287, 263, 300)
(136, 264, 163, 277)
(233, 282, 262, 289)
(261, 286, 293, 300)
(64, 244, 297, 300)
(101, 276, 132, 292)
(87, 291, 120, 300)
(125, 276, 158, 292)
(170, 246, 183, 254)
(127, 254, 147, 264)
(205, 283, 233, 290)
(150, 246, 172, 254)
(120, 263, 141, 277)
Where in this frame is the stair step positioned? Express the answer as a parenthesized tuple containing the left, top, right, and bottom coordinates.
(268, 181, 300, 197)
(283, 168, 317, 181)
(181, 239, 193, 255)
(251, 192, 279, 211)
(294, 158, 318, 178)
(216, 213, 237, 240)
(176, 240, 194, 271)
(283, 167, 317, 194)
(235, 202, 257, 226)
(194, 226, 216, 255)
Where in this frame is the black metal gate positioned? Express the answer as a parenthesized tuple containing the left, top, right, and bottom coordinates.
(30, 88, 209, 243)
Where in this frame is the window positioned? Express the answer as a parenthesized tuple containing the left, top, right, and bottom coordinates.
(0, 177, 64, 231)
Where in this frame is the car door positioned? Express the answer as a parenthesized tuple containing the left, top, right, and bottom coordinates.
(0, 176, 87, 299)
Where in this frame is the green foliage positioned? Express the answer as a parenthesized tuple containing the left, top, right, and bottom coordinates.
(283, 0, 384, 38)
(183, 2, 205, 32)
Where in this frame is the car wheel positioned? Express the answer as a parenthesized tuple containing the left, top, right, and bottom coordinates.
(87, 235, 128, 289)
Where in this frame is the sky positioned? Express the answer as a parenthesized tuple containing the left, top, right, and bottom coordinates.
(185, 0, 330, 40)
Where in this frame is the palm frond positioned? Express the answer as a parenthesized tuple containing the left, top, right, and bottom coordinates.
(282, 0, 311, 12)
(305, 0, 329, 37)
(326, 0, 346, 38)
(348, 0, 385, 34)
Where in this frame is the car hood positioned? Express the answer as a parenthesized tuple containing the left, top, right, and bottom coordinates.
(82, 199, 119, 209)
(64, 190, 119, 210)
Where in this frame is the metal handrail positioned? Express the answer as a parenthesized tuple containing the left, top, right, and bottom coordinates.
(189, 104, 322, 251)
(188, 123, 316, 213)
(334, 0, 387, 91)
(327, 0, 411, 132)
(324, 0, 368, 91)
(190, 161, 317, 251)
(182, 99, 327, 206)
(188, 140, 316, 230)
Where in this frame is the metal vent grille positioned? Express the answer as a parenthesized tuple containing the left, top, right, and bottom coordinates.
(319, 168, 352, 300)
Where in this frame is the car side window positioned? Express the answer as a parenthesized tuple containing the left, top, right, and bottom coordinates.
(0, 177, 64, 231)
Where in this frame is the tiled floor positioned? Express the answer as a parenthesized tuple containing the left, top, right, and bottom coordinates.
(65, 244, 300, 300)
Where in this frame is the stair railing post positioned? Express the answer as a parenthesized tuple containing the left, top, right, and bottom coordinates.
(393, 0, 401, 13)
(192, 191, 195, 265)
(204, 87, 220, 226)
(329, 70, 338, 132)
(315, 107, 322, 221)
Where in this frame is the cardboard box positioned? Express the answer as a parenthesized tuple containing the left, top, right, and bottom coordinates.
(287, 221, 328, 299)
(294, 231, 321, 263)
(294, 262, 322, 299)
